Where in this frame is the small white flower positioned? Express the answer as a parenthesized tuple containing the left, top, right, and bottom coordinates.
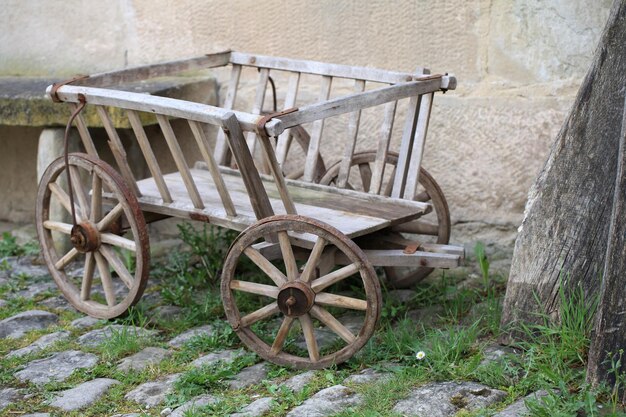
(416, 351, 426, 360)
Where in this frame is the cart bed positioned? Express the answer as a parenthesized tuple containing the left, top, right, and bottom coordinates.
(133, 166, 430, 241)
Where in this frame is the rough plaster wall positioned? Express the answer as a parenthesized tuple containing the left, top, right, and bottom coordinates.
(0, 0, 613, 254)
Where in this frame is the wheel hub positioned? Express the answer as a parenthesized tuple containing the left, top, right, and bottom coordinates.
(70, 222, 101, 253)
(277, 281, 316, 317)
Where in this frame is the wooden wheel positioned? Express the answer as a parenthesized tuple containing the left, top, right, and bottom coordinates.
(36, 153, 149, 319)
(221, 215, 381, 369)
(319, 151, 451, 288)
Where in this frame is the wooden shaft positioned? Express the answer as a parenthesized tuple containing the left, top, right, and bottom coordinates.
(127, 110, 173, 203)
(188, 120, 237, 216)
(221, 113, 275, 220)
(95, 106, 141, 196)
(404, 93, 434, 200)
(214, 64, 242, 165)
(370, 101, 397, 195)
(303, 76, 332, 182)
(81, 50, 232, 87)
(72, 106, 99, 157)
(156, 114, 204, 209)
(392, 95, 421, 198)
(337, 80, 366, 188)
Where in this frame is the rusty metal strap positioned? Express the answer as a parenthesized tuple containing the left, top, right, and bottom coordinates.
(256, 107, 299, 139)
(51, 75, 90, 103)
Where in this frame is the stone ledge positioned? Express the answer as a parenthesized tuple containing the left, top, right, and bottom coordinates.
(0, 75, 217, 127)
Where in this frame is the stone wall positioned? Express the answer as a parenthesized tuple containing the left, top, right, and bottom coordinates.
(0, 0, 612, 251)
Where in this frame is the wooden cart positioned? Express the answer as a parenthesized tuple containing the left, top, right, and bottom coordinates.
(37, 51, 464, 369)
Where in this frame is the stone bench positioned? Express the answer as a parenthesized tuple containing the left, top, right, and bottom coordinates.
(0, 75, 217, 223)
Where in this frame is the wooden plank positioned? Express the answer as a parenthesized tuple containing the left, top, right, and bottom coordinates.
(265, 78, 442, 137)
(336, 249, 462, 268)
(221, 113, 275, 220)
(276, 72, 301, 166)
(245, 68, 270, 156)
(214, 64, 242, 165)
(49, 85, 283, 137)
(303, 76, 332, 182)
(80, 50, 231, 87)
(391, 95, 421, 198)
(230, 52, 429, 83)
(370, 101, 397, 195)
(156, 114, 204, 209)
(95, 106, 141, 196)
(127, 109, 172, 203)
(188, 120, 236, 216)
(72, 106, 98, 157)
(336, 80, 366, 188)
(403, 93, 434, 200)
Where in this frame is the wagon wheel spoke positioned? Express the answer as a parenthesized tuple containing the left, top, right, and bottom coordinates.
(48, 183, 84, 222)
(310, 305, 355, 344)
(240, 302, 280, 327)
(230, 280, 279, 298)
(243, 247, 287, 286)
(299, 313, 320, 362)
(99, 244, 133, 289)
(43, 220, 72, 235)
(97, 203, 124, 232)
(94, 251, 116, 307)
(54, 247, 80, 270)
(300, 237, 327, 283)
(278, 231, 298, 281)
(358, 163, 372, 193)
(270, 316, 295, 355)
(310, 263, 360, 292)
(100, 233, 136, 252)
(90, 173, 102, 222)
(81, 252, 96, 300)
(69, 166, 90, 220)
(315, 292, 368, 310)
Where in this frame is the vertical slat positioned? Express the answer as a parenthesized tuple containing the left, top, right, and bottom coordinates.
(222, 113, 275, 220)
(370, 101, 397, 195)
(391, 95, 421, 198)
(245, 68, 270, 156)
(336, 79, 366, 188)
(95, 106, 141, 196)
(275, 72, 301, 166)
(258, 136, 297, 215)
(303, 76, 333, 182)
(71, 104, 98, 157)
(156, 114, 204, 209)
(403, 93, 434, 200)
(127, 109, 173, 203)
(214, 64, 243, 165)
(188, 120, 237, 217)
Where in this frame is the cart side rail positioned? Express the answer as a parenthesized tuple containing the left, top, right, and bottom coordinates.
(229, 51, 431, 84)
(264, 76, 451, 136)
(75, 50, 232, 88)
(47, 84, 283, 135)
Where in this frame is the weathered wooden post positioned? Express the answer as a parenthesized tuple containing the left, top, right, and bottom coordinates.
(587, 95, 626, 391)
